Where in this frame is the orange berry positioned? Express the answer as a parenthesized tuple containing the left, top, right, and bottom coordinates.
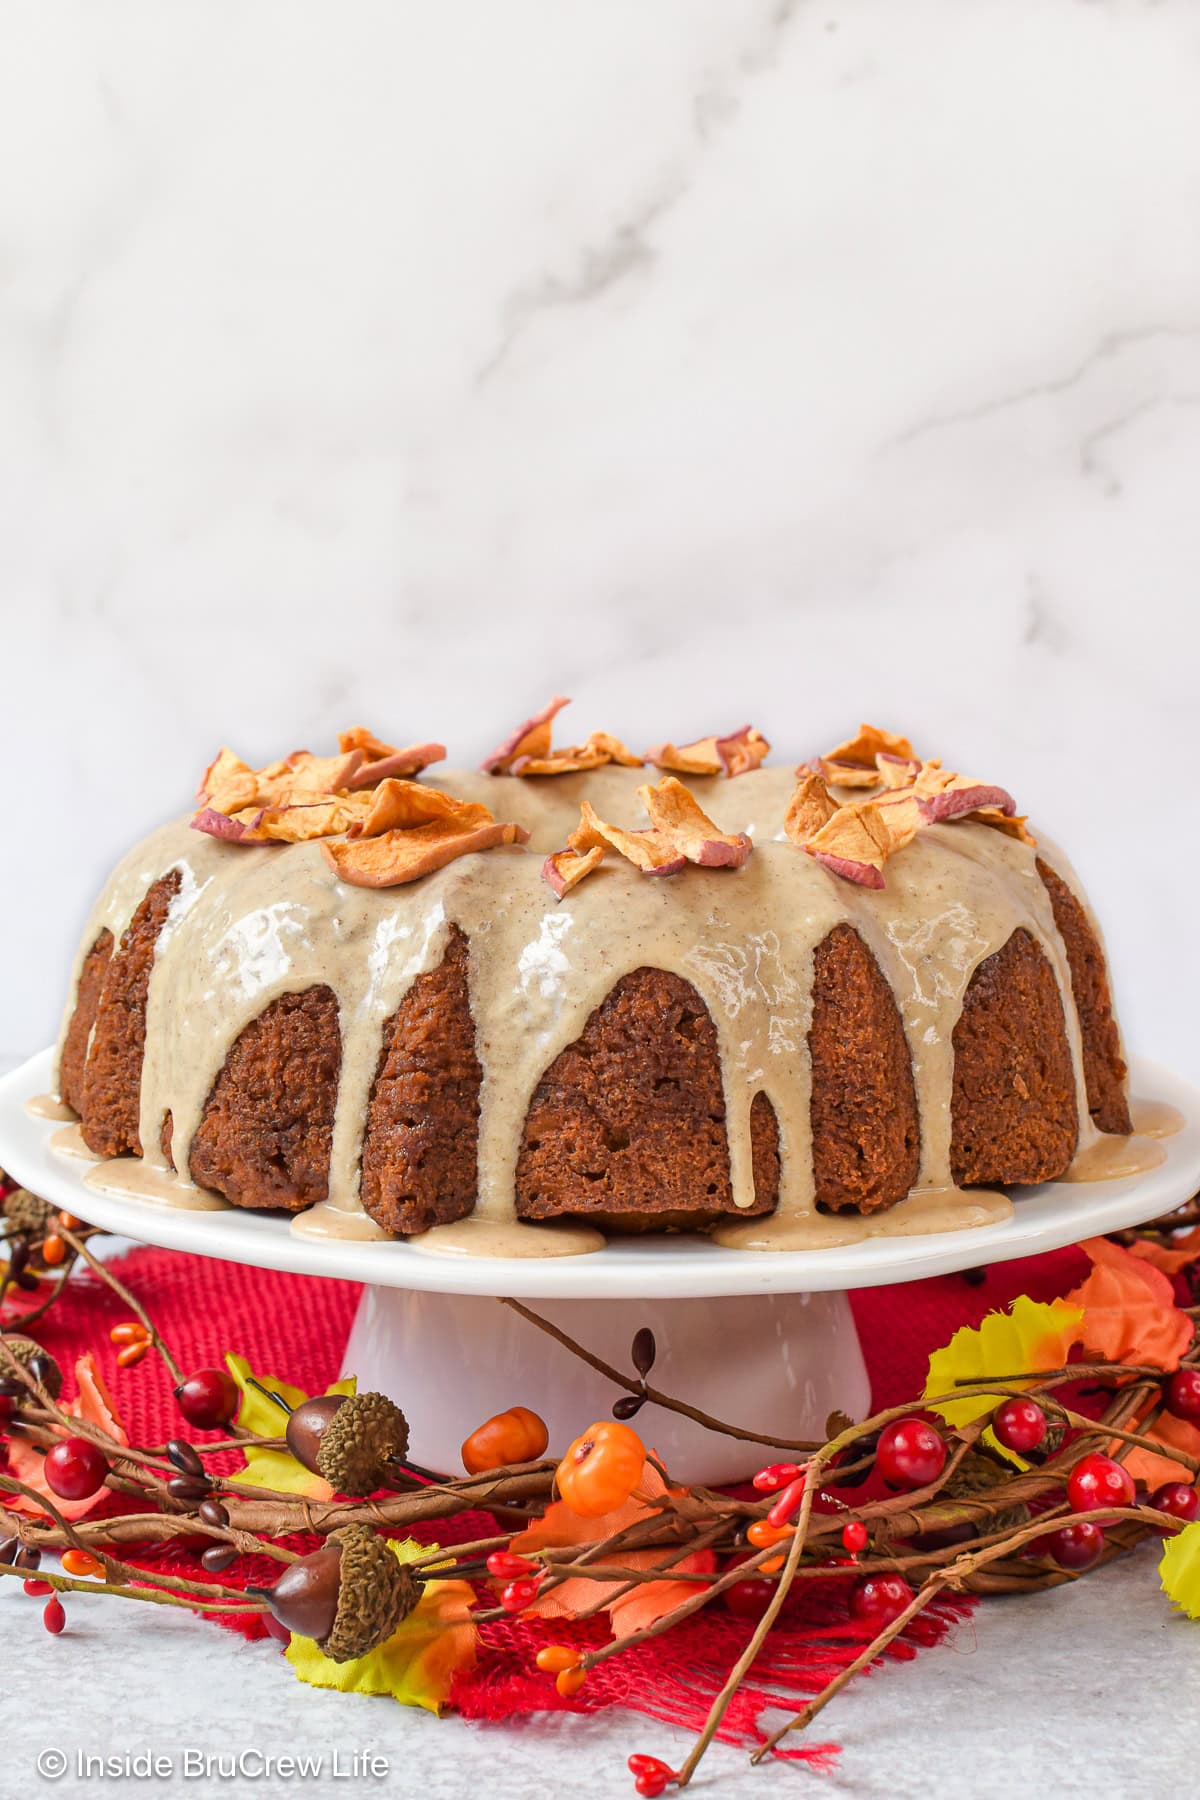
(760, 1553, 786, 1574)
(61, 1549, 103, 1579)
(116, 1342, 149, 1369)
(41, 1236, 67, 1267)
(57, 1213, 84, 1232)
(110, 1322, 150, 1347)
(461, 1406, 550, 1476)
(555, 1666, 587, 1697)
(555, 1421, 646, 1518)
(747, 1519, 793, 1550)
(535, 1645, 581, 1675)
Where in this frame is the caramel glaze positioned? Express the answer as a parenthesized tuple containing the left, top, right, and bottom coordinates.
(51, 766, 1149, 1254)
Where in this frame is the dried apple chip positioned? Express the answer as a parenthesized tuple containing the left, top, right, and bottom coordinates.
(191, 806, 276, 844)
(481, 695, 572, 774)
(345, 780, 492, 839)
(644, 725, 770, 780)
(568, 802, 686, 875)
(323, 818, 529, 889)
(784, 771, 839, 848)
(638, 777, 753, 869)
(805, 804, 895, 889)
(916, 781, 1016, 825)
(965, 807, 1036, 845)
(542, 845, 606, 898)
(822, 723, 916, 768)
(336, 728, 446, 786)
(512, 730, 643, 777)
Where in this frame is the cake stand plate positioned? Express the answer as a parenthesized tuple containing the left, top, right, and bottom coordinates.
(3, 1049, 1199, 1482)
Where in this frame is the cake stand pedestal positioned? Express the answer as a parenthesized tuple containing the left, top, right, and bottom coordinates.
(3, 1051, 1200, 1483)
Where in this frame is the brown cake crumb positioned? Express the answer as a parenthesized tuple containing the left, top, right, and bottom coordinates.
(187, 986, 341, 1211)
(951, 927, 1078, 1186)
(516, 968, 779, 1231)
(59, 929, 113, 1115)
(360, 927, 482, 1235)
(1036, 859, 1132, 1135)
(80, 873, 182, 1157)
(809, 924, 921, 1213)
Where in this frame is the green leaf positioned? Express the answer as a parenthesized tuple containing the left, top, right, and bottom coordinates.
(1160, 1520, 1200, 1619)
(286, 1539, 477, 1714)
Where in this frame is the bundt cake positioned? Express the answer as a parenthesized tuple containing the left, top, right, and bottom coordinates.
(50, 712, 1142, 1254)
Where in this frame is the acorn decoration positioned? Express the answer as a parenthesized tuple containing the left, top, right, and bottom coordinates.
(257, 1525, 421, 1662)
(3, 1189, 53, 1240)
(1, 1334, 63, 1400)
(285, 1391, 410, 1496)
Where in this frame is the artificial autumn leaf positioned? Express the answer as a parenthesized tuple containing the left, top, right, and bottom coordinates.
(1159, 1519, 1200, 1620)
(286, 1538, 476, 1713)
(510, 1460, 712, 1639)
(5, 1353, 129, 1521)
(1124, 1409, 1200, 1491)
(1127, 1227, 1200, 1278)
(223, 1354, 355, 1500)
(923, 1297, 1083, 1442)
(1063, 1237, 1194, 1373)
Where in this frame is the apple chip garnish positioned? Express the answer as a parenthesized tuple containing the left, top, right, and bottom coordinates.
(542, 845, 606, 898)
(324, 818, 529, 888)
(480, 695, 572, 774)
(337, 727, 447, 785)
(512, 730, 643, 776)
(970, 807, 1036, 845)
(784, 771, 839, 847)
(805, 804, 894, 889)
(644, 725, 770, 779)
(568, 801, 687, 876)
(640, 777, 753, 868)
(823, 723, 916, 768)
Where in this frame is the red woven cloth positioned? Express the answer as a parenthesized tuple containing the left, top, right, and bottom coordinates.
(8, 1240, 1090, 1767)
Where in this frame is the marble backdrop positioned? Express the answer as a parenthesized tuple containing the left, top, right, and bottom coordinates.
(3, 0, 1198, 1080)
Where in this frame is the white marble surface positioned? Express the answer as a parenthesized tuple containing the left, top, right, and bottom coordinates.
(2, 0, 1199, 1083)
(1, 1546, 1194, 1799)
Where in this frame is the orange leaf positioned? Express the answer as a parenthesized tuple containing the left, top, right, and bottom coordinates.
(1125, 1410, 1200, 1490)
(1127, 1228, 1200, 1278)
(1064, 1238, 1194, 1373)
(5, 1353, 129, 1521)
(510, 1460, 703, 1636)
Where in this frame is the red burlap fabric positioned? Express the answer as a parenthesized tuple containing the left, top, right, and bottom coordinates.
(9, 1240, 1090, 1766)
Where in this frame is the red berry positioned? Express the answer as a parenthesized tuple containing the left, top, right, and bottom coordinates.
(499, 1577, 541, 1613)
(485, 1551, 535, 1580)
(841, 1520, 868, 1555)
(175, 1369, 239, 1431)
(44, 1436, 109, 1501)
(1164, 1369, 1200, 1424)
(1067, 1453, 1135, 1515)
(849, 1574, 914, 1627)
(1149, 1481, 1200, 1526)
(722, 1553, 775, 1621)
(766, 1476, 807, 1529)
(23, 1578, 53, 1596)
(1043, 1520, 1105, 1570)
(43, 1595, 66, 1635)
(876, 1418, 946, 1490)
(992, 1397, 1048, 1455)
(751, 1462, 802, 1492)
(628, 1756, 675, 1794)
(0, 1394, 15, 1424)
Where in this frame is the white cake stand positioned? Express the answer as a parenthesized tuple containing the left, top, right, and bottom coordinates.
(3, 1049, 1199, 1482)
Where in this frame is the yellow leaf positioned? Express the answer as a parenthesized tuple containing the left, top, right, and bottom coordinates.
(1160, 1520, 1200, 1620)
(223, 1354, 355, 1498)
(285, 1539, 477, 1714)
(923, 1297, 1082, 1462)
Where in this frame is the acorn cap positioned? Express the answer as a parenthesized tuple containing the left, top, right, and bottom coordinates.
(1, 1334, 63, 1400)
(4, 1189, 54, 1239)
(315, 1391, 410, 1496)
(319, 1525, 421, 1664)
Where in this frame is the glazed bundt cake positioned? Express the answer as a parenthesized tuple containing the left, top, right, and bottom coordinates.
(52, 711, 1135, 1253)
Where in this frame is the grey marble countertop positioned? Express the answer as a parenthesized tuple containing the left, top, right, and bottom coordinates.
(3, 1547, 1195, 1799)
